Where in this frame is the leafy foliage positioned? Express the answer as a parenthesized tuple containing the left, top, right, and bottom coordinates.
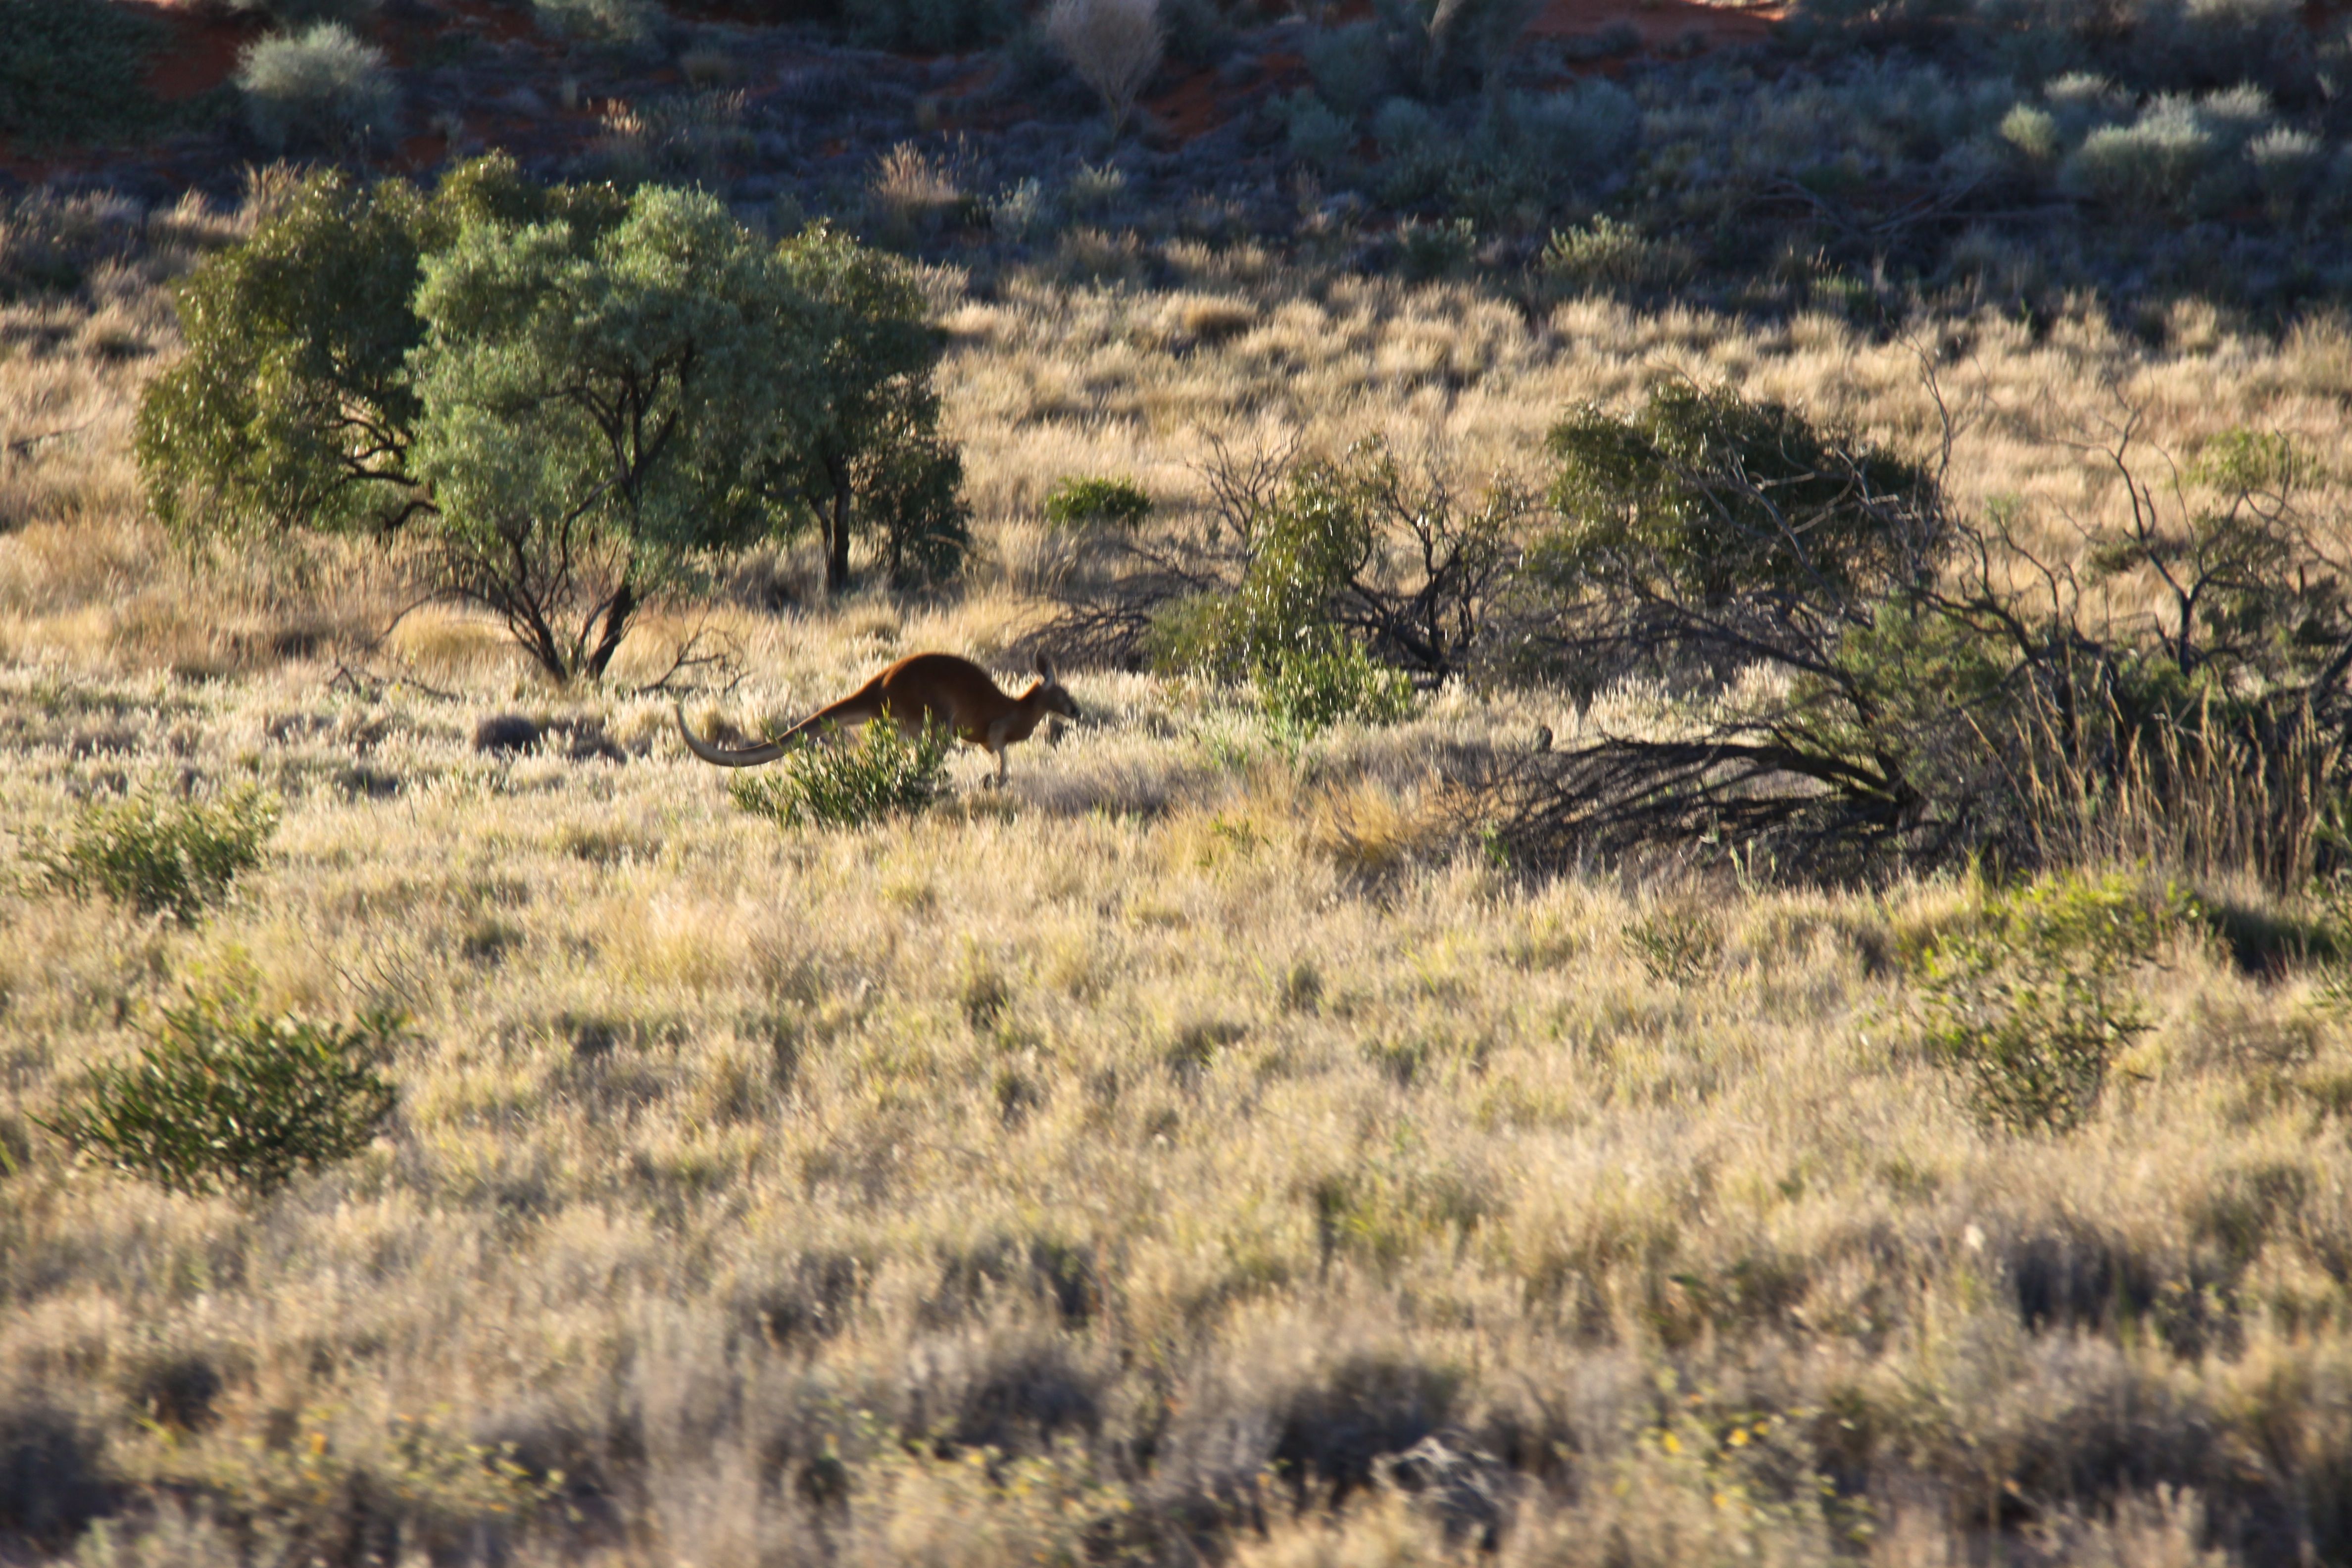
(409, 183, 813, 679)
(730, 720, 952, 829)
(1145, 439, 1519, 686)
(768, 222, 968, 592)
(1261, 637, 1416, 735)
(0, 0, 167, 146)
(1496, 390, 2352, 882)
(1911, 873, 2180, 1134)
(139, 164, 966, 680)
(1541, 383, 1943, 619)
(36, 994, 401, 1197)
(137, 165, 475, 540)
(29, 785, 279, 925)
(1043, 475, 1152, 531)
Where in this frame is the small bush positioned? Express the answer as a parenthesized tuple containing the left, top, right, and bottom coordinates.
(2000, 103, 2060, 163)
(1262, 637, 1415, 734)
(236, 23, 397, 154)
(1043, 475, 1152, 531)
(1306, 21, 1391, 118)
(30, 785, 279, 925)
(1540, 215, 1686, 289)
(588, 90, 752, 186)
(1515, 78, 1639, 171)
(990, 177, 1054, 242)
(2249, 125, 2323, 218)
(2062, 98, 2217, 214)
(1372, 96, 1439, 155)
(0, 0, 166, 146)
(730, 721, 952, 829)
(1284, 94, 1354, 172)
(533, 0, 658, 46)
(1043, 0, 1165, 133)
(1911, 872, 2181, 1135)
(1397, 215, 1475, 281)
(36, 994, 402, 1198)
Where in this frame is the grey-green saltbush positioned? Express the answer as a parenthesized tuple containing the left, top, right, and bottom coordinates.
(1541, 215, 1684, 289)
(2250, 125, 2324, 217)
(236, 22, 397, 153)
(2063, 98, 2216, 213)
(1396, 215, 1474, 281)
(1372, 96, 1438, 154)
(1284, 94, 1353, 173)
(1305, 22, 1390, 118)
(1515, 79, 1638, 171)
(2000, 103, 2059, 163)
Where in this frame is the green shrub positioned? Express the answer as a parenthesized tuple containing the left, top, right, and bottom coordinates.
(1043, 475, 1152, 531)
(1911, 872, 2182, 1135)
(1372, 96, 1438, 154)
(1306, 21, 1391, 118)
(2062, 98, 2217, 214)
(36, 994, 402, 1198)
(2000, 103, 2060, 163)
(0, 0, 167, 146)
(1513, 79, 1638, 169)
(730, 720, 952, 829)
(1540, 216, 1686, 290)
(1261, 636, 1415, 735)
(1396, 215, 1475, 281)
(236, 23, 398, 154)
(30, 785, 279, 925)
(2249, 125, 2323, 218)
(1284, 94, 1354, 172)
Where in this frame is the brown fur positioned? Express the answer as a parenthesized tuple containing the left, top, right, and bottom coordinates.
(679, 652, 1080, 785)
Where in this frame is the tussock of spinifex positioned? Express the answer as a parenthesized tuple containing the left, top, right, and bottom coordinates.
(9, 185, 2352, 1568)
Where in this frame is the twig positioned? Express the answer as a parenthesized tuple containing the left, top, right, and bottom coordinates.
(325, 661, 463, 703)
(633, 624, 745, 696)
(4, 423, 92, 460)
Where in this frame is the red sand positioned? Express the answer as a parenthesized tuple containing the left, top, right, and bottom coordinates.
(138, 2, 265, 101)
(1524, 0, 1782, 46)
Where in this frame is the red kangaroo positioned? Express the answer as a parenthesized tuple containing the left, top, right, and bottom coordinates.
(677, 652, 1080, 786)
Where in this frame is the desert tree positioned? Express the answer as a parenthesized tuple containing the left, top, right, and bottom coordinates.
(404, 187, 813, 681)
(137, 161, 970, 680)
(767, 222, 968, 594)
(1043, 0, 1164, 136)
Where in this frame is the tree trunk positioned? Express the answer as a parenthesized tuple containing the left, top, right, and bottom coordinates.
(585, 580, 636, 680)
(825, 459, 853, 596)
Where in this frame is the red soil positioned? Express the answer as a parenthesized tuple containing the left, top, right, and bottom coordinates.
(1524, 0, 1782, 47)
(138, 2, 266, 100)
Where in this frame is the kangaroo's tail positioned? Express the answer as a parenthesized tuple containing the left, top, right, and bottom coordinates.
(677, 702, 871, 768)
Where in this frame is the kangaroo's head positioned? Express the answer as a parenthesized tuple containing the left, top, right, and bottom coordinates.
(1028, 654, 1081, 723)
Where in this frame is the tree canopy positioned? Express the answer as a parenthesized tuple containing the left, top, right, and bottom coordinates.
(137, 158, 966, 683)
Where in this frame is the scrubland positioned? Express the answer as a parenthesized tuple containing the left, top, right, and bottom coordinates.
(11, 189, 2352, 1567)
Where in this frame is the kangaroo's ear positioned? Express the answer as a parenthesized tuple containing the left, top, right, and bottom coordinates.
(1034, 652, 1057, 684)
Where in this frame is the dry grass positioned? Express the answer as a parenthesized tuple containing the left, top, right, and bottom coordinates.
(7, 201, 2352, 1563)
